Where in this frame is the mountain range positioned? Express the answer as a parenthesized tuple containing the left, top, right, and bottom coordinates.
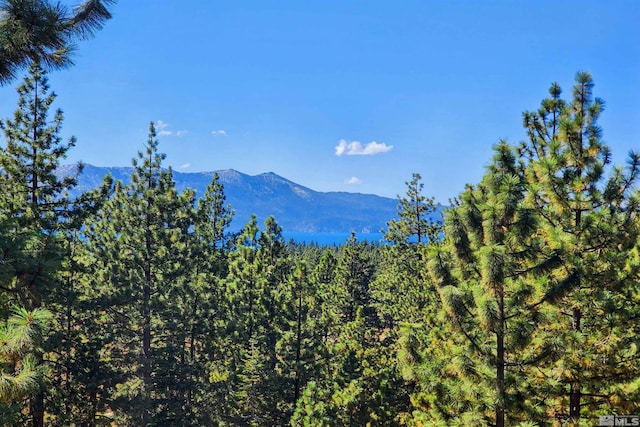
(56, 164, 403, 234)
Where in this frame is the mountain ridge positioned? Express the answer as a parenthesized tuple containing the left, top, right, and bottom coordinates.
(57, 164, 402, 233)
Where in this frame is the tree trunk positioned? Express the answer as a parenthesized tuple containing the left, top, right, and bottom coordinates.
(569, 382, 581, 420)
(142, 222, 152, 425)
(570, 200, 582, 420)
(30, 390, 44, 427)
(496, 282, 505, 427)
(142, 200, 153, 426)
(187, 293, 199, 407)
(89, 389, 97, 427)
(569, 306, 581, 420)
(142, 274, 152, 426)
(30, 77, 45, 427)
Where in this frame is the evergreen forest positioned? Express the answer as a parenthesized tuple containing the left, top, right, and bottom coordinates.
(1, 1, 640, 426)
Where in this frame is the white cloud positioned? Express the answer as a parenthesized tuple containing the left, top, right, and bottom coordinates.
(211, 130, 227, 136)
(344, 176, 362, 185)
(334, 139, 393, 156)
(180, 163, 191, 169)
(155, 120, 187, 137)
(156, 120, 172, 135)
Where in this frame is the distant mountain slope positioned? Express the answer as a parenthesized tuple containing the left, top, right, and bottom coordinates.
(57, 164, 405, 233)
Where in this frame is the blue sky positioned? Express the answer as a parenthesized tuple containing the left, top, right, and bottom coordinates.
(1, 1, 639, 201)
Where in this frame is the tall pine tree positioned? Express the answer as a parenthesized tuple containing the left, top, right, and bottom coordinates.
(0, 62, 81, 426)
(80, 123, 196, 425)
(520, 72, 640, 421)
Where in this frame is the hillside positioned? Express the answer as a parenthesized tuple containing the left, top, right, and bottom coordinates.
(57, 164, 404, 233)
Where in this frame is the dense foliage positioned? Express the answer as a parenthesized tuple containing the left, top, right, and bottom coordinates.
(0, 0, 115, 85)
(1, 65, 638, 426)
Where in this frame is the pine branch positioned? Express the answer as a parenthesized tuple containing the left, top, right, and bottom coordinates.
(65, 0, 116, 40)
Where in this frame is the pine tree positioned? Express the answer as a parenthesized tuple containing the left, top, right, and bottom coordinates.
(311, 250, 338, 338)
(181, 172, 234, 424)
(217, 215, 293, 425)
(0, 308, 51, 425)
(80, 123, 196, 425)
(520, 72, 640, 421)
(43, 178, 116, 426)
(293, 236, 410, 426)
(293, 305, 409, 426)
(332, 233, 375, 325)
(195, 172, 234, 257)
(373, 173, 443, 328)
(403, 73, 640, 424)
(0, 0, 116, 85)
(0, 62, 80, 309)
(417, 142, 563, 425)
(275, 261, 325, 420)
(385, 173, 441, 245)
(0, 62, 82, 427)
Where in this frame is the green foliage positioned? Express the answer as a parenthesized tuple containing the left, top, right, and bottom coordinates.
(291, 235, 412, 426)
(77, 123, 200, 425)
(293, 307, 409, 426)
(196, 171, 234, 255)
(211, 214, 302, 425)
(331, 233, 375, 325)
(399, 72, 640, 426)
(0, 65, 638, 426)
(372, 173, 444, 353)
(385, 172, 441, 245)
(0, 308, 51, 402)
(275, 261, 325, 413)
(0, 63, 85, 426)
(0, 63, 78, 308)
(0, 0, 115, 85)
(520, 71, 640, 421)
(411, 142, 558, 426)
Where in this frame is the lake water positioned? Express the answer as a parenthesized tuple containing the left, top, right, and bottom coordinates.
(283, 232, 386, 246)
